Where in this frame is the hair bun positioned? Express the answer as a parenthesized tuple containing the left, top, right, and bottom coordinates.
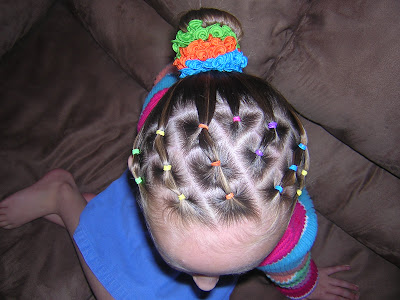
(178, 8, 243, 41)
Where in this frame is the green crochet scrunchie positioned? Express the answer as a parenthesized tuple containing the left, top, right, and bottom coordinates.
(172, 19, 239, 59)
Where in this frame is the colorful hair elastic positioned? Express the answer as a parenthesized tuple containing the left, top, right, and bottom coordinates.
(198, 123, 209, 130)
(298, 143, 307, 150)
(172, 19, 248, 78)
(297, 189, 303, 196)
(132, 149, 140, 155)
(301, 170, 308, 176)
(268, 121, 278, 129)
(156, 130, 165, 136)
(163, 165, 172, 171)
(211, 160, 221, 166)
(178, 194, 186, 201)
(255, 149, 264, 156)
(226, 192, 234, 200)
(289, 165, 298, 172)
(135, 177, 143, 184)
(274, 185, 283, 193)
(233, 116, 241, 122)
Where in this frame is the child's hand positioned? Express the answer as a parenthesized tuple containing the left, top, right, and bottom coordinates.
(305, 265, 359, 300)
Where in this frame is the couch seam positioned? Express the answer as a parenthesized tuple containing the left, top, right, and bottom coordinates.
(315, 208, 400, 266)
(265, 0, 315, 82)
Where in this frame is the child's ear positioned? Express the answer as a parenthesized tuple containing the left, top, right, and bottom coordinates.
(128, 155, 133, 169)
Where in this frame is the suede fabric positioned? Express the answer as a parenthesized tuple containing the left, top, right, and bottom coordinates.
(0, 0, 55, 57)
(266, 0, 400, 177)
(0, 0, 399, 299)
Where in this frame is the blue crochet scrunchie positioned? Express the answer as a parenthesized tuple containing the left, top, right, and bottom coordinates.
(179, 49, 248, 78)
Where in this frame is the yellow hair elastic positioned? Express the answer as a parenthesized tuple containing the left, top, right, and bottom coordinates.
(178, 194, 186, 201)
(297, 189, 302, 196)
(301, 170, 308, 176)
(156, 130, 165, 136)
(163, 165, 172, 171)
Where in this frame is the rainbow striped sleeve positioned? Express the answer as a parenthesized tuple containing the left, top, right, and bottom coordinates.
(257, 189, 318, 299)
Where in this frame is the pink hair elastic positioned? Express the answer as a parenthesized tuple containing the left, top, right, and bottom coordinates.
(233, 116, 241, 122)
(268, 121, 277, 129)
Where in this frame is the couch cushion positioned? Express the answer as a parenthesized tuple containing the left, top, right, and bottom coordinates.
(0, 0, 54, 58)
(0, 1, 147, 297)
(266, 0, 400, 177)
(71, 0, 175, 91)
(302, 117, 400, 267)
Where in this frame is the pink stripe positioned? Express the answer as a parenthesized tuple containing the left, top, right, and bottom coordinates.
(259, 201, 306, 266)
(276, 260, 318, 299)
(137, 88, 169, 131)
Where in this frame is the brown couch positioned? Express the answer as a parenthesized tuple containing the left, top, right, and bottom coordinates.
(1, 0, 399, 299)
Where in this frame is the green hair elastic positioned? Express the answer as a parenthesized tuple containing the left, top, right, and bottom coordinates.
(135, 177, 143, 184)
(172, 19, 239, 58)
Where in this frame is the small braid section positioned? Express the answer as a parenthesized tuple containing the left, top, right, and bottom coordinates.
(193, 73, 256, 223)
(269, 108, 309, 215)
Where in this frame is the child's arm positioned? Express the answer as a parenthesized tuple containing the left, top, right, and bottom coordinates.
(264, 254, 359, 300)
(258, 190, 358, 299)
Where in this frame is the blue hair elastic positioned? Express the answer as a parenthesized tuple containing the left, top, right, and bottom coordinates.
(298, 143, 307, 150)
(289, 165, 298, 171)
(274, 185, 283, 193)
(268, 121, 277, 129)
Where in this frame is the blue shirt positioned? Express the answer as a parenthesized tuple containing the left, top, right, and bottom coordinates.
(73, 170, 237, 300)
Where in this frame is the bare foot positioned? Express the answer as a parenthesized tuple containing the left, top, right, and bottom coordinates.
(0, 169, 76, 229)
(44, 193, 96, 227)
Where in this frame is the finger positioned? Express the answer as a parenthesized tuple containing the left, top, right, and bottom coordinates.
(323, 265, 351, 275)
(330, 277, 359, 291)
(0, 220, 10, 226)
(2, 224, 15, 230)
(328, 286, 359, 300)
(320, 293, 348, 300)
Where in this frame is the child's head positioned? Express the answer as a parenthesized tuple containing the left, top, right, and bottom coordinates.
(129, 8, 309, 291)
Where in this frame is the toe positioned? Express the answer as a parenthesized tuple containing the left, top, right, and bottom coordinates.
(3, 224, 15, 230)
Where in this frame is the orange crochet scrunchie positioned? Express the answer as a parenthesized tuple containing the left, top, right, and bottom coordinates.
(173, 35, 238, 70)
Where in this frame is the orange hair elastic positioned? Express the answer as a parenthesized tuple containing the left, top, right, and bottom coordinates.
(225, 192, 234, 200)
(211, 160, 221, 166)
(198, 123, 209, 130)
